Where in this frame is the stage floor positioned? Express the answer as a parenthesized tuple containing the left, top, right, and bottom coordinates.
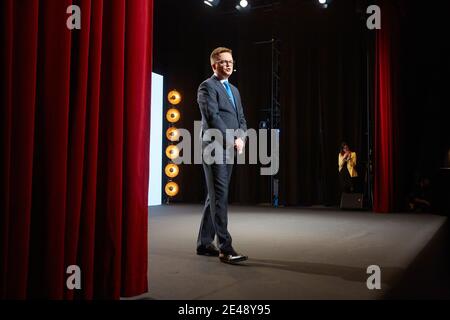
(139, 204, 448, 300)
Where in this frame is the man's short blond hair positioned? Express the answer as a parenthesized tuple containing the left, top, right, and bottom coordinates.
(210, 47, 232, 65)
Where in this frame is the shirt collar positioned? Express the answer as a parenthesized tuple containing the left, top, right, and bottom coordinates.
(214, 73, 229, 84)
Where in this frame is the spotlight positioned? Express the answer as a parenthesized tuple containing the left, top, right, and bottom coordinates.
(164, 88, 183, 202)
(165, 181, 179, 197)
(165, 163, 180, 178)
(236, 0, 250, 11)
(167, 89, 182, 105)
(204, 0, 220, 7)
(165, 145, 180, 160)
(317, 0, 328, 8)
(166, 127, 180, 142)
(259, 120, 269, 129)
(166, 108, 181, 123)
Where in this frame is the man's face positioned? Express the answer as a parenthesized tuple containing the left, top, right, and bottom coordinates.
(212, 52, 234, 79)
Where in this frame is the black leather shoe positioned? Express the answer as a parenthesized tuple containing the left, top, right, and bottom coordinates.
(196, 244, 220, 256)
(219, 250, 248, 264)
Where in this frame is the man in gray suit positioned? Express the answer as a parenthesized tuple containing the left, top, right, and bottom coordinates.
(196, 47, 248, 264)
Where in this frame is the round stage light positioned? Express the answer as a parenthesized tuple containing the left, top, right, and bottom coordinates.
(165, 163, 180, 178)
(236, 0, 251, 11)
(166, 127, 180, 142)
(166, 108, 181, 123)
(167, 90, 182, 105)
(259, 120, 269, 129)
(165, 145, 180, 160)
(165, 181, 179, 197)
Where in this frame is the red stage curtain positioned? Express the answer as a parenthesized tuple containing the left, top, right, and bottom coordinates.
(374, 1, 400, 213)
(0, 0, 153, 299)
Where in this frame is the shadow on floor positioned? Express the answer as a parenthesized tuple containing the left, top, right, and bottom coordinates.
(236, 258, 404, 287)
(385, 219, 450, 299)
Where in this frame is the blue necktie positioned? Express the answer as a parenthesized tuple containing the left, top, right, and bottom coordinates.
(223, 81, 237, 111)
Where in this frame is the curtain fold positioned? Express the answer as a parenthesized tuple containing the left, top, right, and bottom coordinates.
(0, 0, 153, 299)
(373, 0, 400, 213)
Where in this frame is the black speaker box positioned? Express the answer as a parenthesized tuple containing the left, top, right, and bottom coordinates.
(340, 193, 364, 210)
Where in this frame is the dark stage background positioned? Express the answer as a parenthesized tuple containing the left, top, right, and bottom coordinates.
(395, 1, 450, 213)
(154, 0, 449, 211)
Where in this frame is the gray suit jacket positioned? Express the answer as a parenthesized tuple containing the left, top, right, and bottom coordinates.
(197, 75, 248, 150)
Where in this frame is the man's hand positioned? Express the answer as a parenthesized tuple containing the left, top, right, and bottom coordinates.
(235, 138, 245, 154)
